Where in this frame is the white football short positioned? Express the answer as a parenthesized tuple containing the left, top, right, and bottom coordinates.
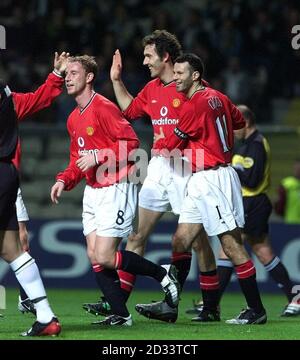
(16, 187, 29, 222)
(138, 156, 191, 215)
(82, 182, 137, 238)
(179, 166, 245, 236)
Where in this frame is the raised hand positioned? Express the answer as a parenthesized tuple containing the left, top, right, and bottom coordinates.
(54, 51, 70, 75)
(110, 49, 122, 82)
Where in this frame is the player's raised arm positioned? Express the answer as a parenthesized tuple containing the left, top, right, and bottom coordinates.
(110, 49, 133, 111)
(13, 51, 70, 120)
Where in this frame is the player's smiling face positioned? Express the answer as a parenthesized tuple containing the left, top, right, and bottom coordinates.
(173, 62, 193, 94)
(143, 44, 164, 79)
(65, 61, 89, 96)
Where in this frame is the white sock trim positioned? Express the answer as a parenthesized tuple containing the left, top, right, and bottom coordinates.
(10, 252, 35, 275)
(264, 256, 280, 272)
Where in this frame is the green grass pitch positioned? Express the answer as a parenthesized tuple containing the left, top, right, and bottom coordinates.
(0, 288, 299, 340)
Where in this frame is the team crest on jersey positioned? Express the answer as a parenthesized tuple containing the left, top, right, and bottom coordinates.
(172, 98, 181, 108)
(86, 126, 94, 136)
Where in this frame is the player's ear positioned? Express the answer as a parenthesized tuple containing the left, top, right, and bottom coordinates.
(192, 71, 200, 81)
(163, 52, 170, 63)
(86, 72, 94, 84)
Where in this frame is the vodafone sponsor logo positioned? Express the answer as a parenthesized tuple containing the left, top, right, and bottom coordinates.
(160, 106, 168, 117)
(151, 118, 179, 126)
(77, 137, 85, 147)
(151, 106, 179, 125)
(78, 148, 99, 156)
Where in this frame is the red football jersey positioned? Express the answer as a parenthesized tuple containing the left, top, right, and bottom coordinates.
(156, 87, 245, 171)
(11, 72, 64, 169)
(13, 72, 64, 121)
(56, 93, 140, 190)
(123, 78, 187, 152)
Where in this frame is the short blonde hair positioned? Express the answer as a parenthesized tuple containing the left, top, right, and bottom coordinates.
(68, 55, 98, 83)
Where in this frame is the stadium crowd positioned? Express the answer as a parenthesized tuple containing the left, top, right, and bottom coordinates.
(0, 0, 300, 124)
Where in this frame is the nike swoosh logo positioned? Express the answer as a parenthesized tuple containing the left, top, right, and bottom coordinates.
(111, 320, 122, 325)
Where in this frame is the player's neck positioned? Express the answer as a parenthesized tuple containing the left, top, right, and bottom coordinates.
(187, 82, 204, 99)
(159, 66, 175, 84)
(75, 88, 95, 110)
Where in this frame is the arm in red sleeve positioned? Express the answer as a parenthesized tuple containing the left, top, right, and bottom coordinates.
(12, 72, 64, 121)
(56, 123, 84, 191)
(155, 129, 188, 154)
(122, 84, 149, 120)
(230, 101, 245, 130)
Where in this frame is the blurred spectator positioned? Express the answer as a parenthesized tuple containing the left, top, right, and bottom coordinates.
(223, 56, 249, 104)
(0, 0, 299, 125)
(274, 159, 300, 224)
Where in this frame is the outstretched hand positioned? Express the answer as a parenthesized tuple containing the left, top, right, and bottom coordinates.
(54, 51, 70, 75)
(110, 49, 122, 82)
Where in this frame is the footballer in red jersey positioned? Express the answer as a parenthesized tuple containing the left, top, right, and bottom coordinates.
(155, 83, 245, 172)
(96, 30, 219, 325)
(0, 51, 69, 336)
(155, 53, 267, 325)
(55, 92, 139, 190)
(123, 78, 186, 153)
(51, 55, 180, 326)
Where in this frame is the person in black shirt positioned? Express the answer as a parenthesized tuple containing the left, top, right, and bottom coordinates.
(0, 52, 69, 335)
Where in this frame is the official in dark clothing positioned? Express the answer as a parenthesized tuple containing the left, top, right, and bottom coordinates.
(0, 82, 20, 231)
(0, 52, 69, 335)
(217, 105, 300, 317)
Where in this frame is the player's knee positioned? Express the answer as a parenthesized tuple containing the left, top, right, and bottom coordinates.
(220, 241, 237, 260)
(172, 232, 186, 252)
(95, 253, 114, 268)
(19, 230, 29, 251)
(223, 244, 249, 264)
(1, 241, 23, 262)
(192, 238, 201, 252)
(126, 232, 146, 253)
(254, 248, 273, 265)
(86, 248, 96, 264)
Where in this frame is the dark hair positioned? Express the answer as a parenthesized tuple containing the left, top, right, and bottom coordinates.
(237, 104, 256, 126)
(142, 30, 182, 64)
(68, 55, 98, 83)
(175, 53, 204, 80)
